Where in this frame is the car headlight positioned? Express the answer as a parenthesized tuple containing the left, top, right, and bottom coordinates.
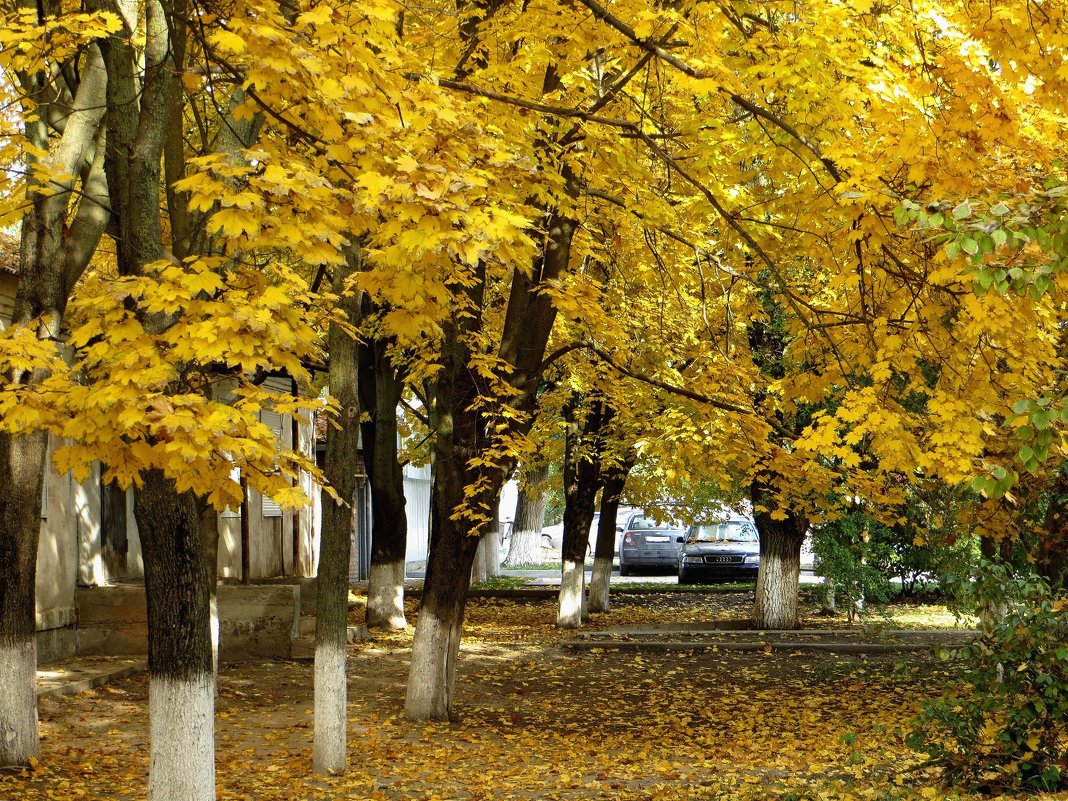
(743, 555, 760, 564)
(682, 556, 704, 564)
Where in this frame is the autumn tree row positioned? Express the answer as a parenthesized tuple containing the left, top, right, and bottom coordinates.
(1, 1, 1066, 800)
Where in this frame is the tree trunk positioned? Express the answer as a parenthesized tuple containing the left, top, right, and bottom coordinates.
(751, 480, 807, 630)
(588, 459, 631, 614)
(471, 535, 489, 585)
(820, 578, 837, 615)
(557, 401, 605, 629)
(504, 463, 548, 567)
(359, 331, 408, 630)
(406, 315, 488, 721)
(313, 261, 362, 775)
(405, 493, 481, 720)
(406, 99, 578, 719)
(135, 470, 215, 801)
(472, 518, 499, 585)
(0, 430, 47, 768)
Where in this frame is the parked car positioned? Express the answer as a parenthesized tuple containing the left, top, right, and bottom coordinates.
(678, 518, 760, 584)
(541, 506, 638, 557)
(617, 513, 687, 575)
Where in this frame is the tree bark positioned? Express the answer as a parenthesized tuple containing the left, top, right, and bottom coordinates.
(406, 318, 486, 721)
(0, 430, 46, 768)
(313, 257, 362, 774)
(751, 480, 807, 630)
(135, 470, 215, 801)
(588, 456, 632, 613)
(504, 463, 548, 567)
(359, 329, 409, 629)
(557, 401, 606, 628)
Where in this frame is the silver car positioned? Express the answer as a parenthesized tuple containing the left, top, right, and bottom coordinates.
(678, 518, 760, 584)
(617, 513, 687, 575)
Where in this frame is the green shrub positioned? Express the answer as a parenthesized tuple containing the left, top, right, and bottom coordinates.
(908, 566, 1068, 792)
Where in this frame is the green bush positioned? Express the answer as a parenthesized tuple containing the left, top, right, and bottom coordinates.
(908, 566, 1068, 792)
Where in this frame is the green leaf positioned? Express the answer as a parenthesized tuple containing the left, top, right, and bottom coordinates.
(952, 200, 972, 220)
(990, 201, 1011, 216)
(961, 237, 979, 255)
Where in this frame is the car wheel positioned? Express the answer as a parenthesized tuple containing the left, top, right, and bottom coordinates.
(619, 561, 631, 576)
(678, 568, 689, 585)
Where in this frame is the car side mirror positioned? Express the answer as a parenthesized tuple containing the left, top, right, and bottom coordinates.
(676, 535, 685, 543)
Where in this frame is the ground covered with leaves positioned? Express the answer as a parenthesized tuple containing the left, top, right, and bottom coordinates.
(6, 591, 1063, 801)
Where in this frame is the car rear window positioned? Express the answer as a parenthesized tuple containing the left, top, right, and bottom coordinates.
(629, 515, 683, 531)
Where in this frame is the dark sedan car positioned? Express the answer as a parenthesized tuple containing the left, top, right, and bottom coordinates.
(678, 519, 761, 584)
(618, 514, 687, 575)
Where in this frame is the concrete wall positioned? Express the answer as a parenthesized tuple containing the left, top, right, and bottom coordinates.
(35, 434, 82, 661)
(76, 583, 304, 661)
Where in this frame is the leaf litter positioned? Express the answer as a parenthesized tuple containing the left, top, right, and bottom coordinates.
(4, 591, 1060, 801)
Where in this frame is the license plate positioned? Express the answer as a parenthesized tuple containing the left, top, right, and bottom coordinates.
(645, 536, 669, 542)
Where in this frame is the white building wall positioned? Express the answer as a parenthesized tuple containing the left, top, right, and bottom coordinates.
(403, 462, 432, 570)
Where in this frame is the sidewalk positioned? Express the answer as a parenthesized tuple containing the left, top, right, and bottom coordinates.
(37, 656, 146, 698)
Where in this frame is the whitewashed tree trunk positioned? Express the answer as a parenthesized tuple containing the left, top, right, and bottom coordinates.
(557, 558, 586, 628)
(587, 461, 631, 614)
(753, 529, 803, 629)
(0, 641, 38, 767)
(313, 258, 361, 774)
(405, 584, 468, 720)
(366, 561, 407, 629)
(504, 529, 543, 567)
(148, 676, 215, 801)
(471, 535, 490, 585)
(504, 466, 548, 567)
(313, 639, 347, 772)
(588, 555, 613, 613)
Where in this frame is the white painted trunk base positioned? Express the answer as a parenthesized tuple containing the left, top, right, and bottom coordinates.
(587, 555, 613, 613)
(366, 562, 407, 630)
(503, 529, 542, 567)
(557, 559, 585, 628)
(754, 550, 800, 630)
(313, 640, 347, 774)
(148, 674, 215, 801)
(482, 534, 500, 579)
(406, 613, 453, 720)
(470, 540, 488, 585)
(0, 640, 39, 767)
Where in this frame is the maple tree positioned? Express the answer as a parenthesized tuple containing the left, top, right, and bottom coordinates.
(1, 3, 1066, 796)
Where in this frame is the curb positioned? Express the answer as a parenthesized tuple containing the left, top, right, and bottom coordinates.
(562, 640, 962, 655)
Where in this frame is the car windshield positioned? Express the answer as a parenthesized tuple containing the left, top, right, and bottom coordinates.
(691, 521, 758, 543)
(628, 515, 683, 532)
